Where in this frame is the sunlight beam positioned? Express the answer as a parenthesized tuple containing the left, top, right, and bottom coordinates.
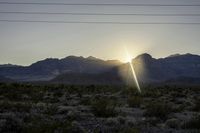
(124, 47, 141, 93)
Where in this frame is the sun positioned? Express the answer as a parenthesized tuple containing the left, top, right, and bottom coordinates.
(122, 46, 133, 63)
(125, 51, 133, 63)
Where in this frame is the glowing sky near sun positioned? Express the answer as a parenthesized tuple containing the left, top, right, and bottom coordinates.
(125, 46, 141, 93)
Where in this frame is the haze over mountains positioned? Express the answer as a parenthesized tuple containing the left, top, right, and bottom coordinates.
(130, 53, 200, 84)
(0, 53, 200, 85)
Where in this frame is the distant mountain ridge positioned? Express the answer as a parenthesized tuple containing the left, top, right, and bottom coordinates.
(0, 56, 122, 81)
(130, 53, 200, 83)
(0, 64, 20, 68)
(0, 75, 14, 82)
(0, 53, 200, 85)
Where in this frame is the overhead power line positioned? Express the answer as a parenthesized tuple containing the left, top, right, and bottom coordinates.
(0, 11, 200, 16)
(0, 2, 200, 6)
(0, 20, 200, 25)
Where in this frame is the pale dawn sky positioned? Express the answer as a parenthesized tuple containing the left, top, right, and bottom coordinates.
(0, 0, 200, 65)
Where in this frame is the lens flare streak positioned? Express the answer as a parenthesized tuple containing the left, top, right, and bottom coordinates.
(128, 61, 141, 93)
(125, 47, 141, 93)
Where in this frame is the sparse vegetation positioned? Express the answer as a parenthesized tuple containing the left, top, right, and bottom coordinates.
(144, 101, 173, 120)
(22, 119, 74, 133)
(0, 83, 199, 132)
(121, 127, 140, 133)
(127, 96, 142, 108)
(91, 97, 117, 117)
(182, 115, 200, 129)
(192, 99, 200, 112)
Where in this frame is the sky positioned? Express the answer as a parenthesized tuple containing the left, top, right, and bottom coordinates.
(0, 0, 200, 65)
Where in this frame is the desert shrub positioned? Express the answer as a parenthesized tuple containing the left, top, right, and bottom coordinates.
(122, 87, 140, 96)
(0, 101, 32, 112)
(80, 97, 91, 105)
(142, 88, 162, 98)
(171, 90, 185, 98)
(53, 90, 63, 98)
(44, 96, 60, 103)
(10, 83, 21, 88)
(120, 127, 140, 133)
(182, 115, 200, 129)
(4, 92, 23, 101)
(192, 99, 200, 112)
(165, 118, 180, 129)
(127, 96, 142, 108)
(44, 105, 58, 115)
(173, 104, 185, 112)
(0, 116, 22, 133)
(91, 98, 117, 118)
(144, 102, 173, 120)
(22, 119, 73, 133)
(30, 91, 45, 103)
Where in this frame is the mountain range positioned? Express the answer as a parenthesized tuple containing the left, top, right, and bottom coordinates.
(0, 53, 200, 85)
(0, 56, 122, 82)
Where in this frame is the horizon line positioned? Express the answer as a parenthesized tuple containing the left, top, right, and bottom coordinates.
(0, 52, 198, 66)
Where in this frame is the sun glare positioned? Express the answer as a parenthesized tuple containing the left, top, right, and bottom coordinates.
(124, 46, 141, 93)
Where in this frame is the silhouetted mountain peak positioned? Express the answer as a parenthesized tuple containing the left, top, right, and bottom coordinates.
(0, 64, 20, 68)
(166, 53, 198, 58)
(63, 56, 84, 60)
(30, 58, 59, 67)
(136, 53, 152, 59)
(165, 53, 200, 62)
(87, 56, 102, 61)
(167, 54, 181, 58)
(185, 53, 193, 56)
(134, 53, 153, 63)
(1, 53, 200, 84)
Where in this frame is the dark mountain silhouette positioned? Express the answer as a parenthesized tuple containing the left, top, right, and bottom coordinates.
(50, 53, 200, 85)
(0, 53, 200, 84)
(0, 64, 20, 68)
(0, 56, 122, 81)
(51, 70, 123, 85)
(166, 76, 200, 85)
(0, 75, 14, 82)
(129, 53, 200, 83)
